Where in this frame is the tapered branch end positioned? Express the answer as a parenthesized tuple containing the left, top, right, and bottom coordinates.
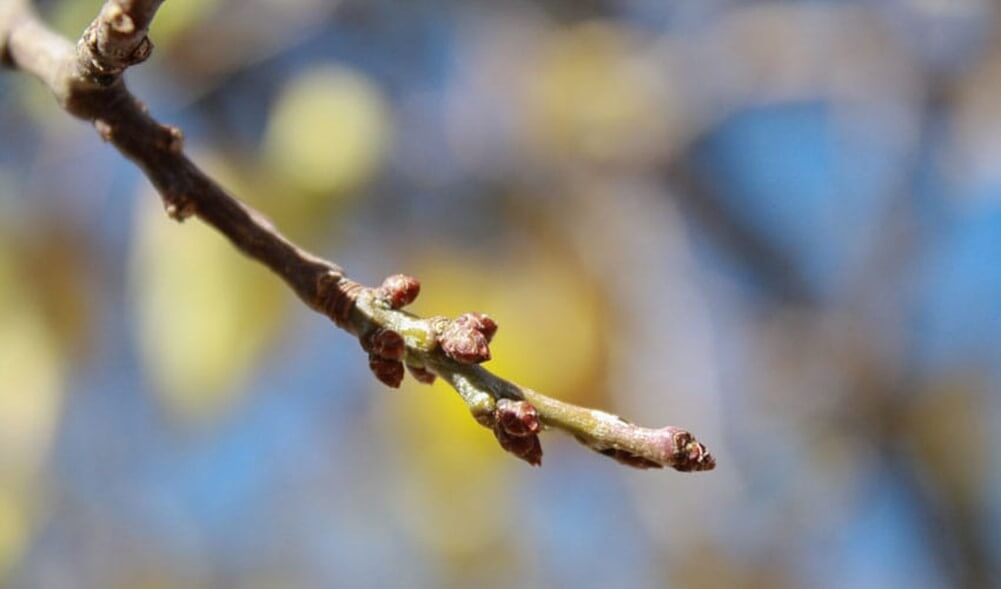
(586, 419, 716, 472)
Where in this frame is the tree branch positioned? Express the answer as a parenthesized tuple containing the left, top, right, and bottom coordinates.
(0, 0, 715, 472)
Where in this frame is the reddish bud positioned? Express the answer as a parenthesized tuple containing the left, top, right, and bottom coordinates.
(484, 399, 543, 466)
(369, 355, 404, 388)
(363, 328, 405, 360)
(663, 428, 715, 472)
(439, 319, 491, 364)
(494, 428, 543, 466)
(453, 312, 498, 343)
(406, 363, 437, 384)
(495, 399, 540, 437)
(379, 274, 421, 309)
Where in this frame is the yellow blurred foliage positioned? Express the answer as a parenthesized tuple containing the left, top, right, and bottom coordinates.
(0, 251, 64, 477)
(905, 381, 991, 505)
(51, 0, 217, 47)
(0, 488, 30, 579)
(50, 0, 103, 39)
(19, 224, 96, 361)
(19, 1, 95, 129)
(525, 21, 674, 163)
(264, 65, 391, 199)
(131, 194, 285, 423)
(0, 250, 63, 581)
(0, 313, 63, 473)
(149, 0, 220, 46)
(387, 372, 511, 557)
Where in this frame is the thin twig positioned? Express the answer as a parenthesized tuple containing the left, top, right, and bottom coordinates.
(0, 0, 715, 472)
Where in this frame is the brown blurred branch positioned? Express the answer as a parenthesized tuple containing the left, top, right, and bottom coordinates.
(0, 0, 715, 472)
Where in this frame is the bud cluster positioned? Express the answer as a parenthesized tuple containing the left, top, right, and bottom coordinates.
(363, 274, 425, 388)
(437, 312, 497, 365)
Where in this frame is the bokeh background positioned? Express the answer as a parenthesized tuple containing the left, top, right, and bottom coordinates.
(2, 0, 1001, 587)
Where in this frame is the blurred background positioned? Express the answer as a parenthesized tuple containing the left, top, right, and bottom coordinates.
(1, 0, 1001, 587)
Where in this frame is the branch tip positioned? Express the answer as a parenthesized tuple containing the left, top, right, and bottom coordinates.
(664, 427, 716, 472)
(596, 426, 715, 472)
